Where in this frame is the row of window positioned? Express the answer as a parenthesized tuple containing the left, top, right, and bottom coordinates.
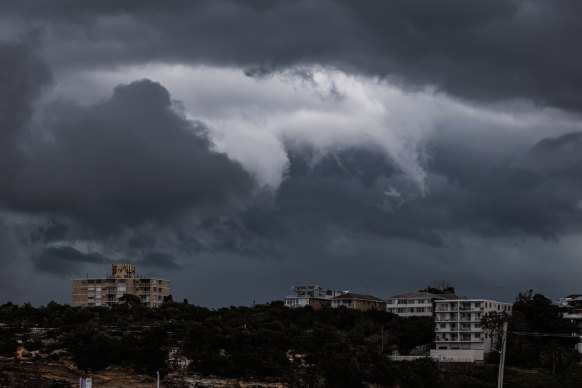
(387, 299, 431, 305)
(80, 279, 165, 285)
(436, 312, 483, 320)
(436, 333, 481, 341)
(438, 323, 481, 329)
(78, 286, 165, 293)
(387, 307, 432, 313)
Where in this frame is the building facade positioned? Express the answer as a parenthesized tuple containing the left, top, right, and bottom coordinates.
(331, 292, 387, 311)
(555, 295, 582, 353)
(430, 299, 512, 362)
(71, 264, 170, 308)
(386, 292, 459, 317)
(284, 285, 344, 309)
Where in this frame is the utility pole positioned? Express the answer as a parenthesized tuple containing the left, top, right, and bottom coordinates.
(381, 325, 384, 354)
(497, 321, 508, 388)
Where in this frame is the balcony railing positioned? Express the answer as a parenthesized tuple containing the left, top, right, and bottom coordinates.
(435, 338, 482, 343)
(435, 307, 459, 312)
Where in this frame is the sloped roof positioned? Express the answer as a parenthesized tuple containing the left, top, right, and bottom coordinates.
(332, 292, 385, 302)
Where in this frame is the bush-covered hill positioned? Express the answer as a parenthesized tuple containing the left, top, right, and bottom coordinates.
(0, 300, 438, 387)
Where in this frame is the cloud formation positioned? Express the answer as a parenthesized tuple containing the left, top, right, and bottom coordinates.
(2, 1, 582, 111)
(1, 3, 582, 306)
(0, 66, 253, 230)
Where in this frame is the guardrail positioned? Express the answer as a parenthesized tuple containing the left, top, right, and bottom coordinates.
(388, 355, 430, 361)
(388, 355, 476, 363)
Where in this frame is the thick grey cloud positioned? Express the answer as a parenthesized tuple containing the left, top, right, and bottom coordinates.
(173, 125, 582, 265)
(2, 0, 582, 111)
(0, 41, 52, 181)
(1, 77, 253, 230)
(1, 3, 582, 306)
(0, 41, 255, 294)
(34, 245, 111, 276)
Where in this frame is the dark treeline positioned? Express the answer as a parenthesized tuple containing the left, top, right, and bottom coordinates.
(485, 291, 579, 372)
(0, 292, 582, 387)
(0, 299, 437, 387)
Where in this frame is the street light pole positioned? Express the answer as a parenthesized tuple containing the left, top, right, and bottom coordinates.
(497, 321, 508, 388)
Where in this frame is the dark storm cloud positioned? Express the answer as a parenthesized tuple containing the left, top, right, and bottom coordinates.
(1, 78, 253, 230)
(428, 130, 582, 239)
(25, 130, 582, 279)
(0, 40, 254, 278)
(2, 0, 582, 110)
(214, 130, 582, 257)
(34, 245, 111, 275)
(30, 222, 69, 244)
(0, 41, 52, 180)
(138, 251, 180, 270)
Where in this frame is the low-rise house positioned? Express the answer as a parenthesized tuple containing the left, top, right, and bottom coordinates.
(331, 292, 386, 311)
(284, 285, 344, 309)
(430, 299, 512, 362)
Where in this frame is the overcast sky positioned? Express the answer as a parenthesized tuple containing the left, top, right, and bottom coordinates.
(2, 0, 582, 307)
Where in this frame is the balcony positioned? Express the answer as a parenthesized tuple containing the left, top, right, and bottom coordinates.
(459, 307, 485, 312)
(435, 306, 457, 312)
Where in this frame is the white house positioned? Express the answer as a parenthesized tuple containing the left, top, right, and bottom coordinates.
(284, 285, 344, 309)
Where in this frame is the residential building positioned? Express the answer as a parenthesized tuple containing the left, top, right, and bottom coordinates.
(430, 299, 512, 362)
(386, 291, 460, 317)
(555, 295, 582, 353)
(284, 285, 344, 309)
(331, 292, 387, 311)
(71, 263, 170, 308)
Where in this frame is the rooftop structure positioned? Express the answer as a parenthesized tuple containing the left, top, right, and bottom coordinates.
(71, 264, 170, 308)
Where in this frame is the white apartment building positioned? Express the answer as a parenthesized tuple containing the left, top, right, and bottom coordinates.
(430, 299, 512, 362)
(386, 292, 457, 317)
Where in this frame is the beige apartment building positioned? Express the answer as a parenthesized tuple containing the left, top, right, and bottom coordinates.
(71, 264, 170, 308)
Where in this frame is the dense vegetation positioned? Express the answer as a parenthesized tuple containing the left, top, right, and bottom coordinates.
(485, 291, 579, 373)
(1, 291, 581, 387)
(0, 300, 439, 387)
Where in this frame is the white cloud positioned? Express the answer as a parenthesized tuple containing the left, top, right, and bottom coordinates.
(49, 64, 582, 192)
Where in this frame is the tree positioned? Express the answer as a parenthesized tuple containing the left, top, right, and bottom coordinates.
(118, 293, 142, 308)
(481, 311, 510, 351)
(540, 340, 579, 374)
(505, 291, 579, 371)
